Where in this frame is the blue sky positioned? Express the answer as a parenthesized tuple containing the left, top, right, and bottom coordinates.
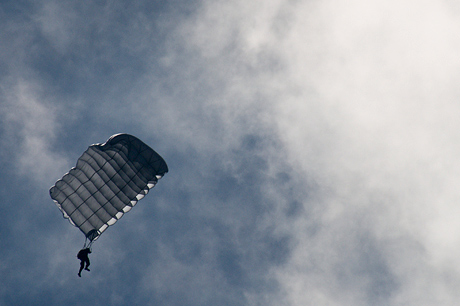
(2, 0, 460, 305)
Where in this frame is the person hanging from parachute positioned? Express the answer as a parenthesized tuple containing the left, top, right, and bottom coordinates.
(77, 247, 91, 277)
(49, 134, 168, 277)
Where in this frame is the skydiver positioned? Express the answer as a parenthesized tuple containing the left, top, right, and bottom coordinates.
(77, 248, 91, 277)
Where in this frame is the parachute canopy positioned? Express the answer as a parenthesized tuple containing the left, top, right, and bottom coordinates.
(50, 133, 168, 242)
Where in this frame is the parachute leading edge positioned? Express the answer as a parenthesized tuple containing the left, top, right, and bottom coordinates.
(50, 133, 168, 242)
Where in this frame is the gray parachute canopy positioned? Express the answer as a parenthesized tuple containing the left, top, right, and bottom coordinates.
(50, 133, 168, 242)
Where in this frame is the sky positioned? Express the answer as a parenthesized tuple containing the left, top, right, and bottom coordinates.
(1, 0, 460, 305)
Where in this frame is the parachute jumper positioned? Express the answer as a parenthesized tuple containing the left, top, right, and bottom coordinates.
(50, 133, 168, 244)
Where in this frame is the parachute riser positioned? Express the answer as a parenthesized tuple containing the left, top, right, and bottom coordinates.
(83, 237, 94, 250)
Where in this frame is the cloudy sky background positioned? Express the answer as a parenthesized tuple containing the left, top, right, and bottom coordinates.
(2, 0, 460, 305)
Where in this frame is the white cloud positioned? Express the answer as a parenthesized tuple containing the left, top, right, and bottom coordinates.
(34, 1, 79, 53)
(0, 79, 68, 183)
(3, 0, 460, 305)
(171, 0, 460, 305)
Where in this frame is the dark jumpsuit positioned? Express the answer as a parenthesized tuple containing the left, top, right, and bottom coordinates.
(77, 248, 91, 276)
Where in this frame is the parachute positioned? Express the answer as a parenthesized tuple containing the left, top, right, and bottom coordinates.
(50, 133, 168, 244)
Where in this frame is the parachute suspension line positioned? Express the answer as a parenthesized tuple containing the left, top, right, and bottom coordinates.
(83, 237, 94, 250)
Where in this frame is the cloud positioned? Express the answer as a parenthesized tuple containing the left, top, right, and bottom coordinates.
(164, 0, 460, 305)
(3, 0, 460, 305)
(0, 79, 69, 182)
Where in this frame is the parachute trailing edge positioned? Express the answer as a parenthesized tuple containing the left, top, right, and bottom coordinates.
(50, 133, 168, 242)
